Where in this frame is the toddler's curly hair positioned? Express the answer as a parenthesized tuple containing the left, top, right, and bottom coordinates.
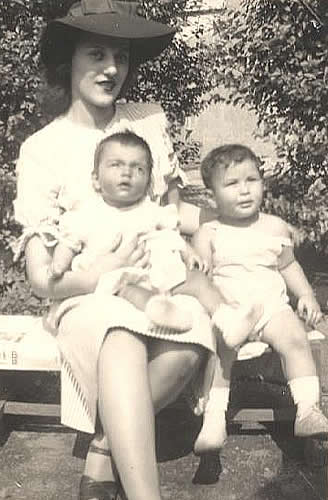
(201, 144, 261, 190)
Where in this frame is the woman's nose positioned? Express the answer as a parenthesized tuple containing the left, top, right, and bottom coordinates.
(103, 57, 117, 76)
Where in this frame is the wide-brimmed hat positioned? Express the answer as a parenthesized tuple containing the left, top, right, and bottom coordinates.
(41, 0, 176, 67)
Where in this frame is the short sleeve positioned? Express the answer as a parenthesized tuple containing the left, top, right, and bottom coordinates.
(57, 209, 86, 253)
(14, 136, 62, 229)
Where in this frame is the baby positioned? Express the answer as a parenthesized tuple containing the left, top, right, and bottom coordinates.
(49, 130, 208, 331)
(192, 143, 328, 454)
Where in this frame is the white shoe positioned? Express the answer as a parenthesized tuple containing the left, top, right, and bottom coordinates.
(294, 405, 328, 439)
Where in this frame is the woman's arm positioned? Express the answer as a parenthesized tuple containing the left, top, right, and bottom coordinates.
(191, 224, 214, 274)
(167, 180, 217, 235)
(26, 234, 149, 300)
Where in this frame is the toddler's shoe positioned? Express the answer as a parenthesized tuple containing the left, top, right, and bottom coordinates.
(294, 405, 328, 439)
(193, 398, 227, 456)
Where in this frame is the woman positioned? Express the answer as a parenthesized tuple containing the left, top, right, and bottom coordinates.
(14, 2, 217, 499)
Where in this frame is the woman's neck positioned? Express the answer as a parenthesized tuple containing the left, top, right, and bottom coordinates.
(66, 100, 115, 130)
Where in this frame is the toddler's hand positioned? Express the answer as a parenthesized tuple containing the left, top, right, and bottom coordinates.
(181, 245, 209, 273)
(297, 293, 323, 327)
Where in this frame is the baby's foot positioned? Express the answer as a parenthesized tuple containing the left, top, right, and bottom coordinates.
(213, 303, 263, 349)
(145, 295, 193, 332)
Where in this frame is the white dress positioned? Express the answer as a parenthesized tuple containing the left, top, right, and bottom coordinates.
(58, 195, 187, 293)
(14, 103, 215, 433)
(206, 219, 293, 335)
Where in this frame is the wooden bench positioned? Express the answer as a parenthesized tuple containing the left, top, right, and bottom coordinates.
(0, 314, 327, 466)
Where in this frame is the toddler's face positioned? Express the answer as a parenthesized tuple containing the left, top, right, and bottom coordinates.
(211, 159, 263, 222)
(94, 141, 150, 207)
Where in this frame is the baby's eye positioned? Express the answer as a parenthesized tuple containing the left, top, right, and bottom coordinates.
(225, 180, 237, 186)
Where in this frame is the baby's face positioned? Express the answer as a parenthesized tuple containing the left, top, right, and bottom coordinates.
(94, 141, 151, 207)
(211, 159, 263, 223)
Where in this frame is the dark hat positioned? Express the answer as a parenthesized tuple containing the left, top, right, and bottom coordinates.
(41, 0, 176, 67)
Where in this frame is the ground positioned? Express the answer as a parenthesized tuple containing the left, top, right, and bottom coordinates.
(0, 402, 327, 500)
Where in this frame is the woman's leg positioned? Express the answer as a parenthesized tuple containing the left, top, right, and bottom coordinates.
(97, 331, 204, 500)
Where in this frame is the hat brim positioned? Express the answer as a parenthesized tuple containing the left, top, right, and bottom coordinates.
(41, 13, 175, 66)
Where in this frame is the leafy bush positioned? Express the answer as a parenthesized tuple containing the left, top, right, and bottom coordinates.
(209, 0, 328, 252)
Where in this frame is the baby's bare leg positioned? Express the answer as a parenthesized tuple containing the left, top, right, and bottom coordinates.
(261, 308, 316, 380)
(120, 285, 193, 331)
(174, 270, 263, 346)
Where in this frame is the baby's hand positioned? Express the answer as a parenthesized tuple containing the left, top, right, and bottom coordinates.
(47, 262, 66, 280)
(181, 245, 209, 273)
(297, 293, 323, 327)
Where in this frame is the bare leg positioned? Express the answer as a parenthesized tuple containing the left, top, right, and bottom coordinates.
(262, 309, 316, 380)
(173, 270, 263, 345)
(120, 284, 193, 331)
(97, 331, 204, 500)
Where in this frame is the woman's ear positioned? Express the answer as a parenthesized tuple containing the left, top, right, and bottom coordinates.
(92, 174, 101, 193)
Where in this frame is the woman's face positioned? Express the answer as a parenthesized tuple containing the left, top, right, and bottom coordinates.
(71, 34, 130, 110)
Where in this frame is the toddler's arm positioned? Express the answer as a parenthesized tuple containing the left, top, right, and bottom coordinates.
(278, 219, 322, 326)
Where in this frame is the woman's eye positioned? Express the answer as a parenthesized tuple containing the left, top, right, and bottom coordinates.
(115, 52, 129, 64)
(90, 50, 104, 61)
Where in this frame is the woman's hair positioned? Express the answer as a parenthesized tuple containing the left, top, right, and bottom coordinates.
(93, 130, 154, 180)
(40, 25, 140, 117)
(200, 144, 261, 190)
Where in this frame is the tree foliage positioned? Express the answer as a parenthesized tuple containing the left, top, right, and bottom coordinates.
(209, 0, 328, 251)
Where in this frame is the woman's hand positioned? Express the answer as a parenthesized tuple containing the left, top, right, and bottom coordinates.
(91, 233, 150, 278)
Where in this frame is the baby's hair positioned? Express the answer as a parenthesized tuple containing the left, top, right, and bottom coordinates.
(93, 130, 154, 179)
(201, 144, 261, 190)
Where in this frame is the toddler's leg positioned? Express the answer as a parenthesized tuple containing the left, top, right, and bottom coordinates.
(174, 269, 263, 347)
(194, 341, 236, 455)
(262, 309, 328, 439)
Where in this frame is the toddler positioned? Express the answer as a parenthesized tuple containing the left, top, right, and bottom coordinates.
(49, 131, 260, 336)
(192, 144, 328, 454)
